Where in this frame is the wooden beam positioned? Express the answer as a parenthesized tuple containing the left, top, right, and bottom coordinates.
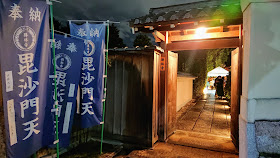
(170, 30, 239, 42)
(153, 31, 166, 42)
(153, 32, 161, 42)
(166, 38, 240, 51)
(160, 41, 166, 50)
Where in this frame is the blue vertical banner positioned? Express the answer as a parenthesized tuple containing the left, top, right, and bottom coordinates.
(48, 33, 84, 147)
(0, 0, 53, 158)
(69, 22, 105, 128)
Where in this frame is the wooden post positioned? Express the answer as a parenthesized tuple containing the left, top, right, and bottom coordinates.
(158, 32, 169, 141)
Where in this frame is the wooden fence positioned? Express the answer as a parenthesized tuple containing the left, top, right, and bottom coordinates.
(0, 47, 162, 157)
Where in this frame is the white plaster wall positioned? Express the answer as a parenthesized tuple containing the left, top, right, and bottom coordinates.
(241, 1, 280, 122)
(242, 3, 251, 99)
(244, 2, 280, 99)
(176, 77, 194, 111)
(240, 1, 280, 157)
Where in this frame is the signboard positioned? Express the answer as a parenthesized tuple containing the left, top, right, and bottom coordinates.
(0, 1, 53, 157)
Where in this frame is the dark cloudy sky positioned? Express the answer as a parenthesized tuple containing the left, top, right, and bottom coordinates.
(53, 0, 202, 47)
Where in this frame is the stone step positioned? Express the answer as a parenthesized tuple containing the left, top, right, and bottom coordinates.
(167, 130, 238, 154)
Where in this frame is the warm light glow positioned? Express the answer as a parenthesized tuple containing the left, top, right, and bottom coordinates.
(224, 105, 230, 109)
(196, 27, 207, 34)
(194, 27, 210, 39)
(203, 87, 208, 94)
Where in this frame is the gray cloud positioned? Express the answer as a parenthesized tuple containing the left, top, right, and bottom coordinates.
(53, 0, 201, 47)
(54, 0, 201, 21)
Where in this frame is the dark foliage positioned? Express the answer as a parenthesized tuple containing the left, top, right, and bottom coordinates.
(178, 51, 207, 97)
(51, 17, 70, 33)
(108, 24, 126, 48)
(178, 49, 232, 98)
(133, 33, 152, 47)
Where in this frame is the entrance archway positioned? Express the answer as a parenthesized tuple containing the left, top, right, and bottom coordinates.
(161, 38, 242, 149)
(130, 0, 243, 150)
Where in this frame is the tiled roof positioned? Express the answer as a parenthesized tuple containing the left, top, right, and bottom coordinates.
(108, 46, 163, 52)
(130, 0, 242, 27)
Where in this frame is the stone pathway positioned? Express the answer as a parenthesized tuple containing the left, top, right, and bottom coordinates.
(176, 90, 231, 137)
(167, 91, 237, 154)
(116, 91, 238, 157)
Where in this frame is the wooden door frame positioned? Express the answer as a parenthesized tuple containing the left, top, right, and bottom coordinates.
(157, 43, 243, 145)
(152, 49, 161, 145)
(158, 50, 178, 141)
(158, 50, 168, 141)
(230, 32, 243, 147)
(166, 51, 178, 138)
(156, 26, 243, 146)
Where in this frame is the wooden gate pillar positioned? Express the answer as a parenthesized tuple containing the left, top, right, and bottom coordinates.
(158, 41, 168, 141)
(158, 31, 170, 141)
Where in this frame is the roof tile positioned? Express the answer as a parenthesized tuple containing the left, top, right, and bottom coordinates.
(130, 0, 241, 27)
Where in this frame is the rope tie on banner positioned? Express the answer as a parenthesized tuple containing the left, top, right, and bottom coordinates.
(103, 88, 107, 99)
(54, 101, 59, 107)
(53, 139, 59, 145)
(49, 74, 58, 78)
(48, 39, 55, 43)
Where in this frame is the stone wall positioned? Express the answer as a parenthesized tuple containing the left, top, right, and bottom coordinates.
(255, 121, 280, 156)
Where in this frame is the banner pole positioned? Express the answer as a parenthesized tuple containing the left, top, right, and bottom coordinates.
(32, 152, 37, 158)
(100, 20, 109, 155)
(49, 3, 60, 158)
(68, 19, 120, 24)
